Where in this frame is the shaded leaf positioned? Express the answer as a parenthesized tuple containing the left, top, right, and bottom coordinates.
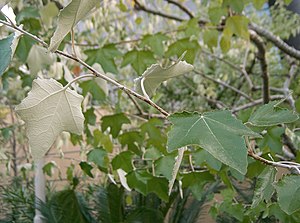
(15, 78, 84, 160)
(251, 166, 276, 208)
(154, 153, 176, 180)
(119, 131, 143, 154)
(0, 34, 14, 76)
(101, 113, 130, 138)
(193, 149, 222, 171)
(121, 49, 156, 75)
(167, 111, 259, 174)
(49, 0, 97, 52)
(141, 33, 169, 56)
(85, 44, 122, 74)
(93, 129, 113, 152)
(249, 101, 299, 126)
(112, 151, 134, 172)
(166, 38, 200, 64)
(87, 147, 109, 169)
(274, 175, 300, 215)
(80, 161, 94, 178)
(79, 79, 106, 102)
(258, 127, 285, 154)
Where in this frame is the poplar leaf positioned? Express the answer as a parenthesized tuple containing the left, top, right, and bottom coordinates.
(15, 78, 84, 160)
(49, 0, 97, 52)
(249, 101, 299, 126)
(0, 34, 14, 76)
(167, 111, 259, 174)
(134, 54, 193, 98)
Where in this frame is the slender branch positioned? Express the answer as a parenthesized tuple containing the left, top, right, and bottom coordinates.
(283, 64, 297, 110)
(125, 92, 144, 115)
(193, 70, 254, 102)
(249, 23, 300, 60)
(134, 0, 184, 22)
(246, 138, 300, 174)
(249, 30, 270, 104)
(63, 74, 95, 90)
(231, 95, 285, 112)
(0, 19, 169, 117)
(164, 0, 194, 18)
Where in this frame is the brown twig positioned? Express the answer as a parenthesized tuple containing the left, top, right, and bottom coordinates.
(231, 95, 285, 112)
(133, 0, 184, 22)
(249, 30, 270, 104)
(164, 0, 194, 18)
(249, 23, 300, 60)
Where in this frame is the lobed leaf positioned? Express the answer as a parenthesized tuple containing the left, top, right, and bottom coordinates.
(0, 34, 14, 76)
(15, 78, 84, 160)
(167, 110, 259, 174)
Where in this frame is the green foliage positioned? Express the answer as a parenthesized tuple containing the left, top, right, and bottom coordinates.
(167, 111, 258, 174)
(1, 0, 300, 221)
(0, 34, 14, 76)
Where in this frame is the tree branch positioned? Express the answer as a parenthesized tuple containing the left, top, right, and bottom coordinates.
(133, 0, 184, 22)
(164, 0, 194, 19)
(249, 23, 300, 60)
(249, 30, 270, 104)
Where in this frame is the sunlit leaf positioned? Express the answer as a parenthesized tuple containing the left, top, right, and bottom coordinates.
(49, 0, 97, 52)
(141, 33, 169, 56)
(134, 53, 193, 98)
(101, 113, 130, 138)
(15, 78, 84, 160)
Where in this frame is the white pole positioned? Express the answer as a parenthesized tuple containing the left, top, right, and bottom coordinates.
(34, 158, 46, 223)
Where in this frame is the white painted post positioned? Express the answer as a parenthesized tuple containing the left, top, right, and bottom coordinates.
(34, 158, 46, 223)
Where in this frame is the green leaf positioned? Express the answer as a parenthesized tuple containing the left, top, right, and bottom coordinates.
(49, 0, 98, 52)
(224, 15, 249, 40)
(203, 30, 219, 49)
(125, 207, 164, 223)
(134, 53, 193, 98)
(126, 170, 169, 201)
(167, 111, 259, 174)
(193, 149, 222, 171)
(87, 147, 109, 169)
(15, 35, 35, 62)
(80, 161, 94, 178)
(93, 129, 113, 152)
(101, 113, 130, 138)
(166, 38, 200, 64)
(248, 101, 299, 126)
(112, 151, 134, 172)
(43, 161, 57, 177)
(0, 34, 14, 76)
(79, 79, 106, 102)
(251, 166, 276, 208)
(121, 49, 156, 75)
(16, 7, 40, 24)
(85, 44, 122, 74)
(253, 0, 267, 9)
(84, 107, 96, 126)
(222, 0, 244, 13)
(154, 153, 176, 180)
(181, 171, 214, 200)
(118, 131, 143, 154)
(274, 175, 300, 215)
(208, 7, 227, 25)
(258, 127, 285, 154)
(141, 33, 169, 56)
